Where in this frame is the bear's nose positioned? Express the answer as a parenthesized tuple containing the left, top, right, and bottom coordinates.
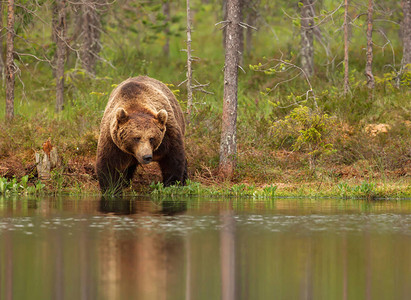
(142, 154, 153, 164)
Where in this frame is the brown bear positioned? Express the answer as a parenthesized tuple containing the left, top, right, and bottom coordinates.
(96, 76, 188, 194)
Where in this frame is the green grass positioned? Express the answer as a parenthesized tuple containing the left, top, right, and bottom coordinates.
(0, 176, 45, 196)
(147, 179, 410, 200)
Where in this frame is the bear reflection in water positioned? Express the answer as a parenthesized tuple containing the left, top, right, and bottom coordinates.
(99, 197, 187, 216)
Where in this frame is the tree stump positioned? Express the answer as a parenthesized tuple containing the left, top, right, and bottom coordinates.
(35, 139, 58, 180)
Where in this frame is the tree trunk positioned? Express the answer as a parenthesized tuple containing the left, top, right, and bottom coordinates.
(402, 0, 411, 70)
(0, 2, 5, 81)
(186, 0, 193, 123)
(300, 0, 314, 77)
(80, 0, 102, 75)
(5, 0, 15, 121)
(222, 0, 228, 47)
(219, 0, 241, 179)
(343, 0, 349, 95)
(53, 0, 67, 113)
(245, 1, 258, 57)
(162, 1, 170, 58)
(365, 0, 374, 90)
(238, 0, 245, 65)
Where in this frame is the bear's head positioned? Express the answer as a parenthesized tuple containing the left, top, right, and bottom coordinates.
(111, 107, 168, 165)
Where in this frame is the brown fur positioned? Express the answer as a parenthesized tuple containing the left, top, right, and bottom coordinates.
(96, 76, 187, 193)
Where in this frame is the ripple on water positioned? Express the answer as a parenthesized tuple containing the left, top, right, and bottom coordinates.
(236, 213, 411, 236)
(0, 212, 410, 237)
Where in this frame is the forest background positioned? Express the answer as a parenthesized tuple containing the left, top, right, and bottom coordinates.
(0, 0, 410, 198)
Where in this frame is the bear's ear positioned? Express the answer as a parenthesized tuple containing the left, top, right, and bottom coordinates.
(157, 109, 168, 127)
(116, 108, 129, 124)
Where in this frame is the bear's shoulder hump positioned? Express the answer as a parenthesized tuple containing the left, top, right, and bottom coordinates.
(120, 81, 148, 99)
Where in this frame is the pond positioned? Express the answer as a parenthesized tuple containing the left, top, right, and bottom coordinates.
(0, 196, 410, 300)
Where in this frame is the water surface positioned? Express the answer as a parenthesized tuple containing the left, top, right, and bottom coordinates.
(1, 196, 410, 300)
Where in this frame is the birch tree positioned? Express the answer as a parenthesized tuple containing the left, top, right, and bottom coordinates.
(343, 0, 349, 95)
(0, 2, 5, 81)
(219, 0, 241, 179)
(402, 0, 411, 70)
(185, 0, 193, 123)
(5, 0, 15, 121)
(365, 0, 374, 90)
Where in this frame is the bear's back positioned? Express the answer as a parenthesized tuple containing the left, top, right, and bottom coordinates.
(102, 76, 185, 135)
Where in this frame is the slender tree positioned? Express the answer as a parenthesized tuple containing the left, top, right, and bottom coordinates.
(0, 2, 5, 81)
(245, 0, 259, 57)
(402, 0, 411, 70)
(162, 0, 170, 58)
(186, 0, 193, 123)
(219, 0, 241, 179)
(300, 0, 315, 77)
(343, 0, 349, 95)
(53, 0, 67, 113)
(5, 0, 15, 121)
(365, 0, 374, 90)
(222, 0, 228, 47)
(80, 0, 102, 75)
(238, 0, 245, 64)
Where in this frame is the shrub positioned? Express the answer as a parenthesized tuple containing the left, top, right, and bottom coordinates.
(271, 105, 336, 170)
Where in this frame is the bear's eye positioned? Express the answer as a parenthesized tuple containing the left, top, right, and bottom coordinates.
(134, 137, 141, 142)
(149, 138, 155, 144)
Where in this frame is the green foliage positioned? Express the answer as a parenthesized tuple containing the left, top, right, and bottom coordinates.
(150, 180, 204, 196)
(112, 0, 184, 46)
(150, 180, 278, 199)
(249, 61, 290, 77)
(292, 18, 301, 28)
(271, 106, 336, 168)
(0, 176, 45, 197)
(337, 181, 377, 200)
(227, 184, 277, 199)
(374, 67, 411, 89)
(262, 185, 278, 198)
(15, 0, 47, 35)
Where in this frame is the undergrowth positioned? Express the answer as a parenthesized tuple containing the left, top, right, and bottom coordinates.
(0, 176, 45, 196)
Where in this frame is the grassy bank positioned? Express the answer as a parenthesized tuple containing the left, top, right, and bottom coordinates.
(0, 174, 409, 200)
(0, 1, 409, 199)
